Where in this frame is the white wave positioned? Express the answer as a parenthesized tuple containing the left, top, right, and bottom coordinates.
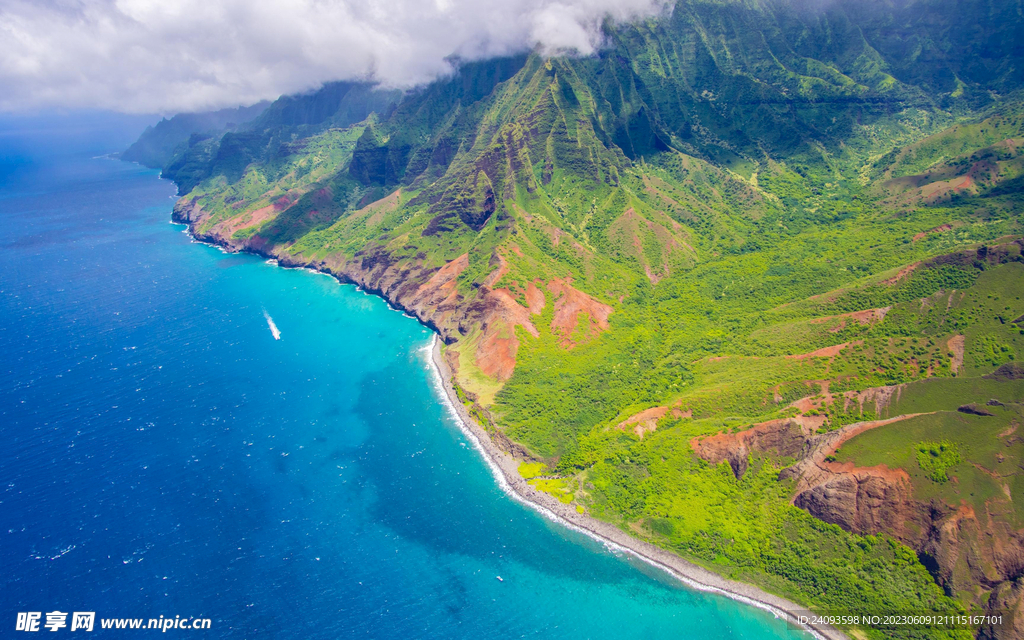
(262, 309, 281, 340)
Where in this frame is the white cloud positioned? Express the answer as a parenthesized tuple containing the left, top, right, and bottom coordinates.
(0, 0, 669, 114)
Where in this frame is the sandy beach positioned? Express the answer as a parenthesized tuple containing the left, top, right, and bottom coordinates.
(427, 335, 848, 640)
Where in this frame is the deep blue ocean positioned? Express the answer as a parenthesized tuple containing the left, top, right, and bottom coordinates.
(0, 117, 810, 639)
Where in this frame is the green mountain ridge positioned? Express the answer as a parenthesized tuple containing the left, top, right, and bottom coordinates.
(121, 101, 271, 169)
(147, 82, 403, 192)
(138, 0, 1024, 637)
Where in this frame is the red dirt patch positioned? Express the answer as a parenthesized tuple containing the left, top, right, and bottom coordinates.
(615, 402, 692, 439)
(218, 202, 278, 236)
(881, 262, 920, 286)
(476, 331, 517, 381)
(828, 320, 847, 333)
(786, 412, 927, 495)
(999, 422, 1018, 439)
(948, 334, 965, 375)
(524, 281, 545, 315)
(482, 252, 509, 288)
(841, 384, 904, 415)
(819, 460, 910, 483)
(790, 395, 822, 414)
(811, 307, 890, 331)
(617, 406, 670, 439)
(397, 252, 540, 382)
(474, 287, 539, 381)
(912, 223, 953, 242)
(881, 163, 986, 206)
(786, 341, 860, 360)
(608, 207, 695, 284)
(547, 278, 613, 348)
(789, 383, 904, 418)
(414, 254, 468, 303)
(917, 175, 978, 204)
(355, 188, 401, 228)
(400, 253, 470, 332)
(218, 191, 305, 236)
(546, 227, 586, 256)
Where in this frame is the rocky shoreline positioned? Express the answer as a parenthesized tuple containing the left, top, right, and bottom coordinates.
(173, 200, 846, 640)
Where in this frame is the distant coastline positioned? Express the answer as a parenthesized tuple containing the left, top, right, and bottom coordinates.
(171, 200, 846, 640)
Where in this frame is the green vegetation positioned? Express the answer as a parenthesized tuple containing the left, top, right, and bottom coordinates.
(529, 477, 575, 504)
(916, 442, 962, 483)
(517, 462, 547, 479)
(143, 0, 1024, 635)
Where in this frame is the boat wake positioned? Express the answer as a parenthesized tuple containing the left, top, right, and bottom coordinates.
(262, 309, 281, 340)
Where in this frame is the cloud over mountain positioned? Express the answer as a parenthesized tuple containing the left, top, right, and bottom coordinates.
(0, 0, 668, 114)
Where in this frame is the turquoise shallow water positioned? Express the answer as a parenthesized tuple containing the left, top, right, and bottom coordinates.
(0, 123, 811, 638)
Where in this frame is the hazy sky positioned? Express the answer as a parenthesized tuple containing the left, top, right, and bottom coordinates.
(0, 0, 669, 114)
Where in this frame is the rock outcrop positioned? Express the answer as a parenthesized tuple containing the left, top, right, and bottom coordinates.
(791, 464, 928, 540)
(982, 579, 1024, 640)
(692, 416, 822, 478)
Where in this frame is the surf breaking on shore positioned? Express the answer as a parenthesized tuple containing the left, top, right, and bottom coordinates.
(422, 335, 845, 640)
